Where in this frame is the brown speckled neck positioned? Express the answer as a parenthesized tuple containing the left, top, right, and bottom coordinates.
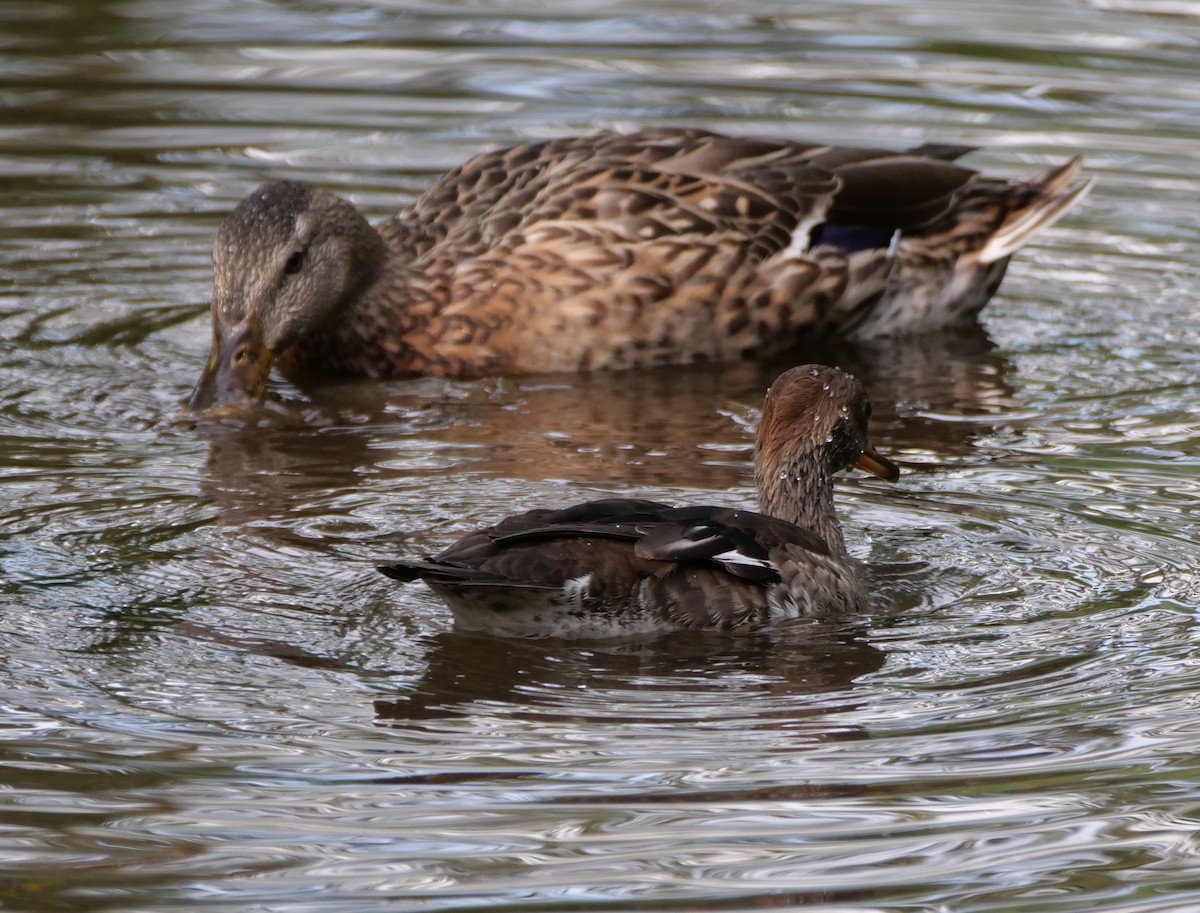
(753, 365, 870, 555)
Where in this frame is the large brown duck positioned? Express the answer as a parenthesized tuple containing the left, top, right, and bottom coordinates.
(188, 128, 1090, 411)
(378, 364, 899, 638)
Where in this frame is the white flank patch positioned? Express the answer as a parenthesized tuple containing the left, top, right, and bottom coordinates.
(562, 574, 593, 607)
(766, 587, 800, 620)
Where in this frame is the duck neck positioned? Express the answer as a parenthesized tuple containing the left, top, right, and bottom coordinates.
(279, 230, 407, 378)
(755, 451, 846, 555)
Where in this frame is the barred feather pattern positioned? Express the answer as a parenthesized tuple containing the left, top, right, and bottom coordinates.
(196, 127, 1090, 405)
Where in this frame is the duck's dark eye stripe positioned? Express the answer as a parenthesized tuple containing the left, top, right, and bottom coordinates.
(283, 250, 305, 275)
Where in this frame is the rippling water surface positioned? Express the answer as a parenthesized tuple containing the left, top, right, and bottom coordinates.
(4, 1, 1200, 910)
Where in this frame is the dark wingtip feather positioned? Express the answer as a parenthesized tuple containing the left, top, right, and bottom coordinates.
(906, 142, 978, 162)
(378, 563, 423, 583)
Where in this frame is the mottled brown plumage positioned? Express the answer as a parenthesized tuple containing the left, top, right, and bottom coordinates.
(188, 128, 1090, 411)
(378, 364, 899, 638)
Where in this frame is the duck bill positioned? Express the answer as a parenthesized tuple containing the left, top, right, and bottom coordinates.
(856, 442, 900, 482)
(185, 317, 273, 413)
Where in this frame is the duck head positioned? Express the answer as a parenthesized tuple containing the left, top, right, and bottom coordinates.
(754, 364, 898, 548)
(187, 181, 386, 413)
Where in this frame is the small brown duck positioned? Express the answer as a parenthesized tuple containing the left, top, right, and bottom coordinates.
(187, 128, 1090, 411)
(378, 364, 899, 638)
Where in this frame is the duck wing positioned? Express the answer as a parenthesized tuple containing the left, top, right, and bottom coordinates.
(377, 497, 676, 587)
(395, 128, 982, 264)
(379, 499, 830, 590)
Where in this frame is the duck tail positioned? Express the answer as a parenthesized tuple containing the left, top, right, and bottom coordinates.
(978, 157, 1093, 264)
(378, 562, 434, 583)
(377, 561, 487, 585)
(378, 560, 560, 590)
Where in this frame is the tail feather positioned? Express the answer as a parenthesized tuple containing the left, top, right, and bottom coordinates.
(378, 561, 558, 590)
(828, 154, 1091, 339)
(978, 157, 1092, 264)
(378, 561, 490, 585)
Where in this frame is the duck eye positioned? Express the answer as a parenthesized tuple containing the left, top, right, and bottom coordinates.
(283, 250, 305, 276)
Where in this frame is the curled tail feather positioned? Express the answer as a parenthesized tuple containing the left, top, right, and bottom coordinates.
(979, 157, 1092, 264)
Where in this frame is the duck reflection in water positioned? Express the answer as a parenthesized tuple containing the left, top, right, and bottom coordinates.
(373, 622, 885, 726)
(189, 322, 1017, 536)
